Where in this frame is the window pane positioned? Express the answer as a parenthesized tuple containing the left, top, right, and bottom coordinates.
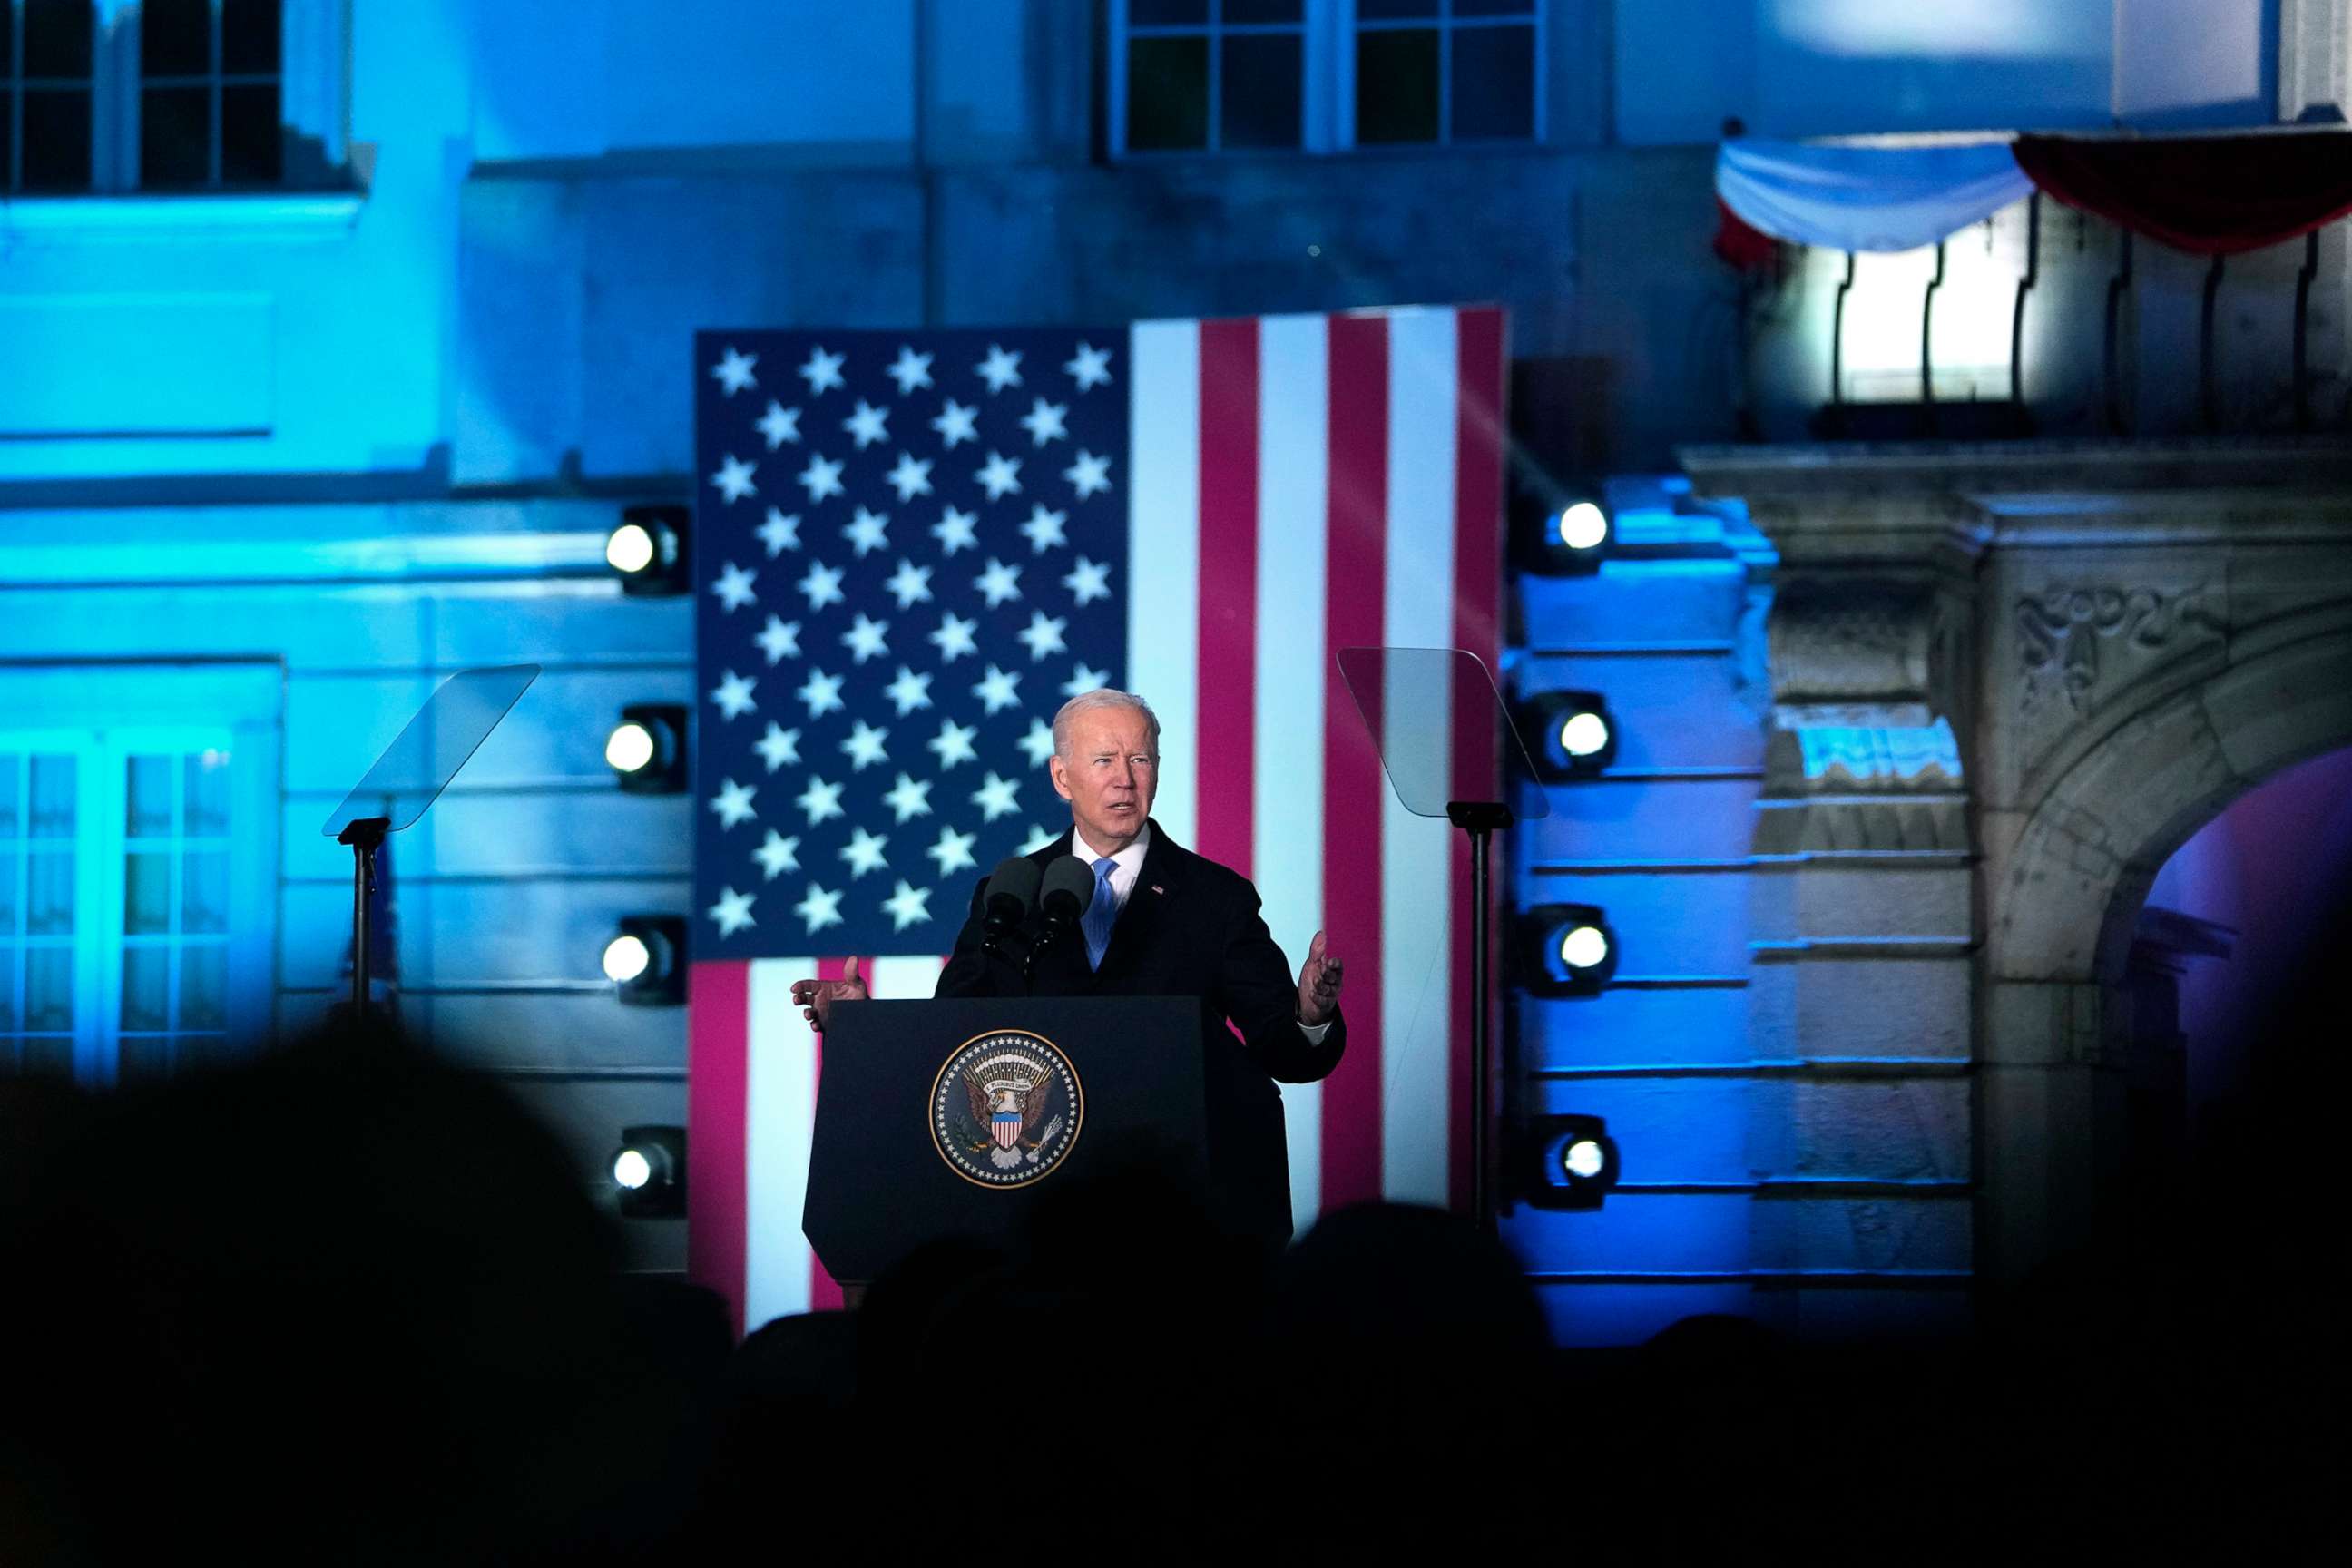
(1358, 0, 1439, 17)
(1128, 37, 1210, 152)
(127, 756, 175, 838)
(1, 93, 12, 195)
(122, 946, 172, 1031)
(142, 85, 212, 187)
(1, 13, 11, 75)
(24, 0, 94, 78)
(1451, 22, 1534, 141)
(1129, 0, 1209, 24)
(221, 83, 280, 183)
(1220, 34, 1301, 149)
(28, 757, 74, 838)
(20, 88, 92, 191)
(22, 1035, 74, 1078)
(181, 946, 227, 1030)
(1357, 29, 1439, 144)
(182, 851, 230, 936)
(0, 962, 15, 1031)
(0, 760, 17, 838)
(0, 851, 15, 936)
(185, 753, 231, 838)
(1454, 0, 1536, 15)
(1224, 0, 1303, 22)
(27, 852, 74, 936)
(25, 948, 72, 1031)
(177, 1034, 230, 1072)
(222, 0, 281, 74)
(142, 0, 212, 76)
(125, 852, 173, 936)
(120, 1033, 172, 1083)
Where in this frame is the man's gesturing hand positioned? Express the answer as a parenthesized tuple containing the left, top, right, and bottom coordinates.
(1298, 929, 1344, 1028)
(789, 956, 867, 1031)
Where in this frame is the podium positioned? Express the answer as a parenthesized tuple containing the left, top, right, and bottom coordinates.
(804, 996, 1291, 1283)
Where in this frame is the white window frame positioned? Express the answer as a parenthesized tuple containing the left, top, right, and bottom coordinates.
(1105, 0, 1546, 157)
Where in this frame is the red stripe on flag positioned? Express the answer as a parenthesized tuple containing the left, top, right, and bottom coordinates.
(1321, 313, 1388, 1212)
(1449, 307, 1508, 1214)
(688, 959, 750, 1339)
(808, 956, 856, 1311)
(1195, 317, 1260, 878)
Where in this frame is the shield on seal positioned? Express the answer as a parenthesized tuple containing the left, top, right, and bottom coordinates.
(991, 1110, 1023, 1150)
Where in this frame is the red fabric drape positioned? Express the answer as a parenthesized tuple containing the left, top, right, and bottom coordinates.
(1710, 197, 1779, 271)
(2014, 132, 2352, 256)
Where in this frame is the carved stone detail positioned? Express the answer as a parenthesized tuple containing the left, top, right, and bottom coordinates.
(2014, 586, 2223, 716)
(1768, 578, 1937, 713)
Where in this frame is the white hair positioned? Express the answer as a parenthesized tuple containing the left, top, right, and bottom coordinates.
(1051, 688, 1161, 761)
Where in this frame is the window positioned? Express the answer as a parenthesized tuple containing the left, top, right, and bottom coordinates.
(1108, 0, 1544, 156)
(3, 0, 308, 195)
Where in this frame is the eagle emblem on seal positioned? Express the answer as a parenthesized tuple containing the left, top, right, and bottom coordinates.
(931, 1031, 1083, 1186)
(962, 1051, 1060, 1169)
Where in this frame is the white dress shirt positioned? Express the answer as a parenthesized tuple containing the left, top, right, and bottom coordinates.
(1071, 822, 1333, 1046)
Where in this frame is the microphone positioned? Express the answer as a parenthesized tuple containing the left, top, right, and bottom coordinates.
(980, 856, 1043, 955)
(1035, 856, 1096, 952)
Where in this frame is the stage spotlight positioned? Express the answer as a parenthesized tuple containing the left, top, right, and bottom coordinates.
(611, 1124, 687, 1218)
(1555, 501, 1610, 552)
(608, 505, 690, 596)
(607, 703, 688, 793)
(1522, 903, 1617, 996)
(604, 915, 686, 1005)
(1514, 482, 1612, 576)
(1521, 1114, 1620, 1210)
(1514, 690, 1618, 780)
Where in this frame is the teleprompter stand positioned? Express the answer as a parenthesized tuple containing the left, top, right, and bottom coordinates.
(319, 665, 540, 1019)
(1337, 647, 1547, 1235)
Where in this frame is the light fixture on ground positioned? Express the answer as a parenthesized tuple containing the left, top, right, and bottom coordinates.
(1512, 481, 1612, 575)
(1516, 689, 1617, 780)
(1554, 501, 1610, 552)
(1521, 903, 1617, 996)
(608, 505, 690, 595)
(606, 703, 688, 793)
(1520, 1113, 1620, 1210)
(603, 915, 686, 1005)
(611, 1125, 687, 1218)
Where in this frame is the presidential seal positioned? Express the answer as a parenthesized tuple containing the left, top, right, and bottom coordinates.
(930, 1030, 1083, 1188)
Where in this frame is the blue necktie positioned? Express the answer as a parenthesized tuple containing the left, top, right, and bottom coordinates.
(1082, 857, 1119, 970)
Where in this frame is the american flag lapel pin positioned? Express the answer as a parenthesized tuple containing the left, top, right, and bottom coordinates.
(1151, 884, 1164, 895)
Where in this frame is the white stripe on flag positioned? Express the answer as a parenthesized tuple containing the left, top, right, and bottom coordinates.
(744, 956, 815, 1329)
(1253, 311, 1329, 1236)
(867, 954, 949, 1000)
(1379, 309, 1460, 1208)
(1126, 318, 1201, 848)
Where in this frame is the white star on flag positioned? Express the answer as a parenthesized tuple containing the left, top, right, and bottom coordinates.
(1062, 662, 1111, 697)
(929, 611, 979, 662)
(710, 454, 757, 503)
(1019, 718, 1056, 767)
(883, 558, 935, 609)
(975, 343, 1024, 393)
(972, 663, 1022, 715)
(1019, 397, 1069, 446)
(1063, 341, 1113, 391)
(794, 881, 844, 934)
(710, 347, 758, 396)
(797, 559, 846, 612)
(932, 398, 979, 447)
(928, 824, 978, 876)
(887, 345, 936, 394)
(797, 775, 846, 825)
(885, 451, 934, 501)
(797, 453, 845, 502)
(756, 401, 800, 447)
(932, 506, 980, 554)
(928, 717, 979, 769)
(709, 778, 758, 828)
(974, 556, 1024, 609)
(839, 826, 889, 878)
(1020, 505, 1068, 554)
(843, 399, 890, 449)
(754, 722, 800, 771)
(975, 450, 1023, 500)
(1018, 611, 1068, 662)
(710, 670, 757, 720)
(882, 771, 934, 823)
(753, 830, 799, 879)
(839, 718, 890, 771)
(710, 561, 758, 612)
(881, 878, 933, 931)
(1062, 556, 1112, 604)
(1063, 449, 1112, 499)
(1020, 823, 1062, 854)
(708, 885, 756, 936)
(839, 612, 889, 664)
(755, 615, 800, 665)
(796, 667, 846, 718)
(841, 507, 890, 558)
(756, 509, 800, 555)
(883, 664, 934, 716)
(798, 346, 846, 396)
(971, 771, 1021, 822)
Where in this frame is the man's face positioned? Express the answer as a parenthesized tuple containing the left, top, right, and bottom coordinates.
(1049, 706, 1159, 851)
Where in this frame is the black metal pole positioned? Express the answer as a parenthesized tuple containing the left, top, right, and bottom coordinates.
(1469, 821, 1492, 1234)
(338, 817, 389, 1018)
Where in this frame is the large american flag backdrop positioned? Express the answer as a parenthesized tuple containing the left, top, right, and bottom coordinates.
(688, 309, 1505, 1335)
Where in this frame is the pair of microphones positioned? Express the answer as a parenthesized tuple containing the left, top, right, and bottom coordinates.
(978, 854, 1097, 968)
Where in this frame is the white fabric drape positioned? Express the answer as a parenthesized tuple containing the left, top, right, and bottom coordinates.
(1716, 137, 2032, 253)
